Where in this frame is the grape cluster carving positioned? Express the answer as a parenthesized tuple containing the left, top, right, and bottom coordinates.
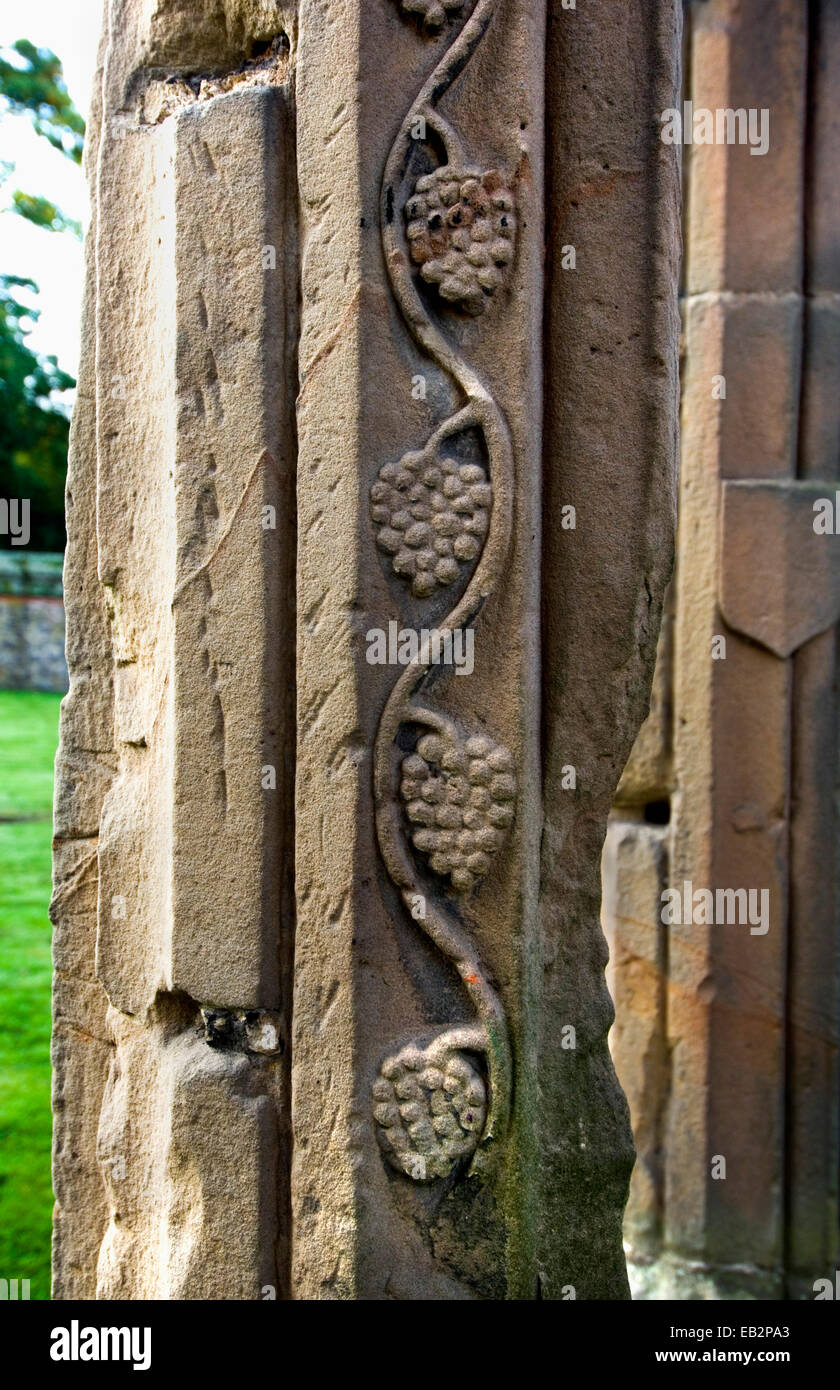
(401, 729, 516, 894)
(371, 449, 491, 597)
(373, 1040, 486, 1181)
(373, 0, 516, 1181)
(406, 166, 516, 315)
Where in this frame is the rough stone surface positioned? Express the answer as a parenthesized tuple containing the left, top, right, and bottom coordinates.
(53, 0, 297, 1300)
(605, 0, 840, 1301)
(53, 0, 680, 1299)
(0, 554, 67, 699)
(538, 0, 680, 1299)
(602, 819, 669, 1258)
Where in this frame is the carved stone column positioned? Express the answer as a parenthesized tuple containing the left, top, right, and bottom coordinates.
(53, 0, 680, 1300)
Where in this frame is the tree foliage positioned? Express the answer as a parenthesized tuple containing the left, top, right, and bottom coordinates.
(0, 40, 85, 164)
(10, 190, 81, 238)
(0, 276, 74, 552)
(0, 41, 85, 550)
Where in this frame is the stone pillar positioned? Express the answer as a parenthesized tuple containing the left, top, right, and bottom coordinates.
(53, 0, 680, 1300)
(604, 0, 840, 1300)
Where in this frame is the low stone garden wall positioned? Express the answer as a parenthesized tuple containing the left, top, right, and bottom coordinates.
(0, 552, 67, 693)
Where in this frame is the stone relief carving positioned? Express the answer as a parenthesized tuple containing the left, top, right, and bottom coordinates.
(373, 1033, 487, 1181)
(406, 167, 516, 316)
(370, 423, 491, 598)
(401, 727, 516, 895)
(394, 0, 466, 36)
(372, 0, 516, 1182)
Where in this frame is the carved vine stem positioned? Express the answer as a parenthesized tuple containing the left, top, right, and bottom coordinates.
(373, 0, 514, 1179)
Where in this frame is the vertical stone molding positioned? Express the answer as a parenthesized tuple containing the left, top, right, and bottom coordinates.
(53, 0, 680, 1300)
(52, 0, 297, 1300)
(538, 0, 681, 1299)
(604, 0, 840, 1300)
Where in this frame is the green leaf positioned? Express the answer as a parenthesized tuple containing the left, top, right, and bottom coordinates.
(0, 39, 85, 165)
(10, 189, 82, 237)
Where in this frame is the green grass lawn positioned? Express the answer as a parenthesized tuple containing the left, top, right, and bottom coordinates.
(0, 690, 61, 1300)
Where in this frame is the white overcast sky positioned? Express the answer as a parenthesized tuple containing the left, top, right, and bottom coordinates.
(0, 1, 103, 389)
